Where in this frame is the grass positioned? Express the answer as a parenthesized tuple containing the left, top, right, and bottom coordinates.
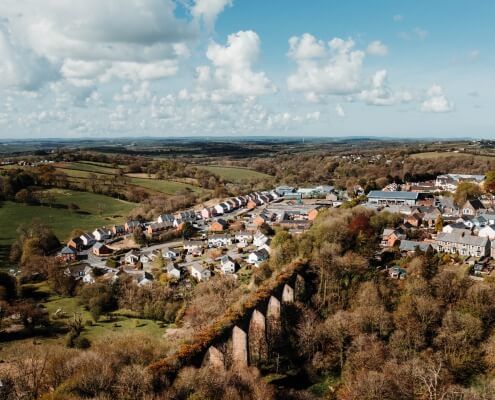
(196, 165, 272, 183)
(409, 152, 495, 161)
(129, 177, 203, 194)
(56, 162, 118, 175)
(0, 189, 135, 267)
(0, 283, 166, 358)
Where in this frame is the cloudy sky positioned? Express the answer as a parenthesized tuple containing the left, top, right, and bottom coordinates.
(0, 0, 493, 139)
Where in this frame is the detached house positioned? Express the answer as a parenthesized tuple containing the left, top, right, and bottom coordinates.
(435, 231, 490, 258)
(166, 263, 181, 279)
(80, 233, 96, 248)
(191, 264, 211, 281)
(92, 242, 113, 257)
(381, 228, 406, 248)
(253, 231, 269, 247)
(93, 228, 111, 242)
(111, 225, 125, 236)
(235, 231, 253, 244)
(68, 236, 84, 251)
(183, 240, 205, 255)
(219, 255, 236, 274)
(125, 220, 142, 233)
(462, 199, 486, 216)
(248, 248, 269, 267)
(59, 246, 77, 262)
(125, 250, 141, 265)
(210, 219, 229, 232)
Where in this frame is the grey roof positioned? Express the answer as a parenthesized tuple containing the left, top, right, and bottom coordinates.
(368, 191, 420, 200)
(61, 246, 77, 254)
(436, 231, 489, 247)
(399, 240, 432, 252)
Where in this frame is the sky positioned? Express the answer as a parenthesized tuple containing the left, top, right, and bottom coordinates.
(0, 0, 493, 139)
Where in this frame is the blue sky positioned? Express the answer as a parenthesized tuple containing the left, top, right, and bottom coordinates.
(0, 0, 493, 138)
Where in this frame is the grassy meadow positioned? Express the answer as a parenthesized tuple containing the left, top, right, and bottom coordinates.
(0, 189, 135, 267)
(197, 165, 272, 183)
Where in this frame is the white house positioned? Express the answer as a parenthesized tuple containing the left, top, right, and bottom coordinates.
(93, 228, 111, 242)
(125, 249, 141, 265)
(166, 264, 181, 279)
(435, 231, 490, 258)
(140, 251, 157, 264)
(235, 231, 253, 244)
(137, 272, 154, 287)
(479, 225, 495, 240)
(183, 240, 205, 254)
(191, 264, 211, 281)
(253, 231, 269, 247)
(163, 248, 179, 260)
(82, 266, 96, 284)
(248, 249, 269, 267)
(79, 233, 96, 247)
(208, 234, 233, 248)
(219, 255, 236, 274)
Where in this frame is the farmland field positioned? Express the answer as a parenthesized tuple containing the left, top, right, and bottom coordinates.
(0, 189, 135, 267)
(196, 165, 272, 183)
(129, 177, 203, 194)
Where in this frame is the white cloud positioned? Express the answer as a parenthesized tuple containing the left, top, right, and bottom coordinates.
(192, 0, 232, 30)
(0, 0, 196, 88)
(399, 27, 428, 41)
(366, 40, 388, 56)
(393, 14, 403, 22)
(0, 23, 58, 90)
(287, 34, 365, 96)
(335, 104, 345, 117)
(421, 85, 454, 113)
(196, 30, 276, 98)
(358, 70, 412, 106)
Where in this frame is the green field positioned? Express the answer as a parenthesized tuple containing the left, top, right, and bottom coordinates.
(409, 151, 495, 161)
(57, 161, 119, 175)
(0, 282, 166, 357)
(129, 177, 203, 194)
(197, 165, 272, 183)
(0, 189, 135, 267)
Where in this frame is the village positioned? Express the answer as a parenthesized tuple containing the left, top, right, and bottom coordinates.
(55, 172, 495, 290)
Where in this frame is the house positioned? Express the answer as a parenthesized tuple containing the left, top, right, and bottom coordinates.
(253, 231, 269, 247)
(183, 240, 205, 255)
(248, 248, 270, 267)
(422, 207, 442, 228)
(137, 272, 154, 287)
(163, 248, 179, 260)
(435, 231, 490, 257)
(67, 236, 84, 251)
(158, 214, 175, 224)
(491, 241, 495, 259)
(92, 242, 113, 257)
(166, 263, 181, 279)
(140, 251, 156, 264)
(208, 234, 233, 248)
(254, 214, 270, 226)
(214, 203, 228, 215)
(381, 228, 406, 248)
(125, 249, 141, 265)
(479, 225, 495, 240)
(201, 207, 216, 219)
(367, 191, 434, 206)
(210, 219, 229, 232)
(462, 199, 486, 216)
(65, 263, 87, 279)
(399, 240, 433, 254)
(191, 264, 211, 281)
(389, 266, 407, 279)
(147, 222, 172, 236)
(82, 266, 96, 284)
(111, 225, 125, 236)
(442, 223, 470, 233)
(80, 233, 96, 248)
(93, 228, 111, 242)
(235, 231, 253, 244)
(59, 246, 77, 262)
(405, 213, 422, 228)
(125, 220, 142, 233)
(219, 255, 236, 274)
(436, 196, 459, 217)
